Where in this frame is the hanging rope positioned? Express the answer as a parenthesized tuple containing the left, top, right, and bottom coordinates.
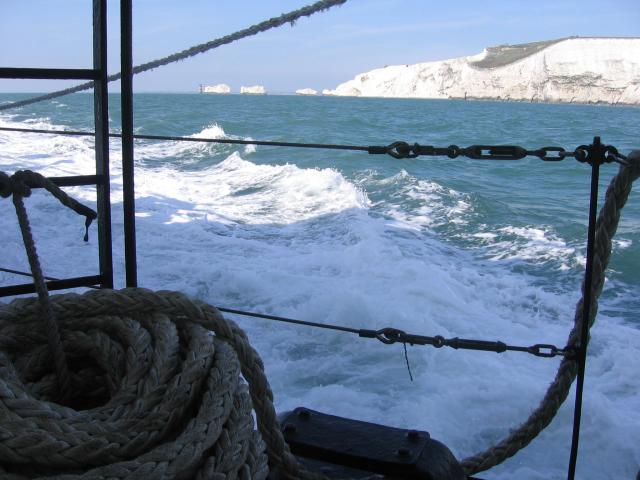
(460, 151, 640, 475)
(0, 0, 348, 112)
(0, 170, 314, 480)
(0, 171, 96, 401)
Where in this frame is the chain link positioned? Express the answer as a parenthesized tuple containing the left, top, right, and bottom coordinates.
(5, 126, 623, 167)
(574, 139, 623, 166)
(368, 327, 569, 358)
(381, 142, 575, 161)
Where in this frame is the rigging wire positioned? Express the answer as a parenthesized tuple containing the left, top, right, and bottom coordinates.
(0, 126, 371, 153)
(2, 125, 612, 163)
(0, 265, 570, 359)
(0, 0, 348, 112)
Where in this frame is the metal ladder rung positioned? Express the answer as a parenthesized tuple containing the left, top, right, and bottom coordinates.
(0, 0, 113, 298)
(28, 175, 103, 188)
(0, 67, 100, 80)
(0, 275, 103, 297)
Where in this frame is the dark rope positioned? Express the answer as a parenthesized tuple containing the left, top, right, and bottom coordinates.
(1, 170, 98, 401)
(460, 151, 640, 474)
(2, 173, 62, 399)
(0, 0, 348, 112)
(403, 342, 414, 382)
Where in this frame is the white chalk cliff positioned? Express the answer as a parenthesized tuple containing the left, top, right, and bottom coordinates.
(295, 88, 318, 95)
(240, 85, 266, 95)
(325, 38, 640, 105)
(201, 84, 231, 94)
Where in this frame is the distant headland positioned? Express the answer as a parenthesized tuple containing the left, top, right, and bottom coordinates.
(323, 37, 640, 105)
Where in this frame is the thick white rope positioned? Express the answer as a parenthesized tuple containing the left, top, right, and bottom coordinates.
(0, 0, 348, 112)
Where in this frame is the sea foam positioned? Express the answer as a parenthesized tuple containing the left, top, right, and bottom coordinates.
(1, 106, 638, 479)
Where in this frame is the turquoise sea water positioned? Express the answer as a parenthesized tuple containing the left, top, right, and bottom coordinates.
(1, 93, 639, 478)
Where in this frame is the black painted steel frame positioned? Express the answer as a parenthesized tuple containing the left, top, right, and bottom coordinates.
(93, 0, 114, 290)
(0, 2, 606, 478)
(566, 138, 605, 480)
(0, 0, 113, 296)
(120, 0, 137, 288)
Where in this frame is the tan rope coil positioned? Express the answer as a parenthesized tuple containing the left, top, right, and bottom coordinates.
(0, 170, 319, 480)
(0, 288, 270, 479)
(460, 151, 640, 475)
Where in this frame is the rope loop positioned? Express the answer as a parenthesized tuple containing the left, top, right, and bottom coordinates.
(385, 141, 417, 159)
(0, 170, 89, 401)
(461, 150, 640, 474)
(0, 171, 13, 197)
(447, 144, 461, 158)
(0, 170, 32, 198)
(433, 335, 446, 348)
(375, 327, 405, 344)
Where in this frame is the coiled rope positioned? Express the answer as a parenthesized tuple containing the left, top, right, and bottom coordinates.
(0, 151, 637, 478)
(0, 171, 328, 479)
(0, 0, 348, 112)
(460, 151, 640, 475)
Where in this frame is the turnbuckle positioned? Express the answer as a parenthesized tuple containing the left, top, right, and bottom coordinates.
(461, 145, 528, 160)
(527, 344, 563, 358)
(385, 141, 419, 159)
(374, 327, 406, 344)
(361, 326, 569, 359)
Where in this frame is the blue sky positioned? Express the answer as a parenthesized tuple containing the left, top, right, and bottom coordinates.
(1, 0, 639, 93)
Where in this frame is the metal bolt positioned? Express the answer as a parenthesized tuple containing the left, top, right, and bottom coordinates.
(396, 448, 410, 458)
(283, 423, 296, 435)
(406, 430, 420, 442)
(297, 408, 311, 420)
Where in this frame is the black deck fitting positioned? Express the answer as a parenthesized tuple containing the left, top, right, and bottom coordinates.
(272, 407, 465, 480)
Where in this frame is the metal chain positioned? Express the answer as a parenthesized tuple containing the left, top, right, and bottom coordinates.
(380, 141, 629, 164)
(2, 125, 624, 164)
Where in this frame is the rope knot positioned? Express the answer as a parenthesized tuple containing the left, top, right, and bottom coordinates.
(626, 150, 640, 180)
(0, 171, 32, 198)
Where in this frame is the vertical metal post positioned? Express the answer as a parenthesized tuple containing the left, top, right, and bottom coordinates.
(121, 0, 138, 287)
(567, 136, 603, 480)
(93, 0, 113, 288)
